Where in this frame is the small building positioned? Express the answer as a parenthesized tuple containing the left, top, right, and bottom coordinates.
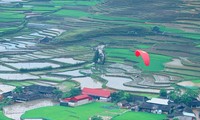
(61, 94, 92, 107)
(139, 102, 172, 114)
(146, 98, 169, 106)
(173, 107, 196, 120)
(117, 100, 130, 108)
(2, 91, 13, 98)
(188, 99, 200, 108)
(132, 95, 149, 104)
(82, 87, 111, 102)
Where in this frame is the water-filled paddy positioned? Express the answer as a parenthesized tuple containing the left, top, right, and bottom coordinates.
(55, 69, 84, 77)
(52, 58, 85, 64)
(0, 84, 15, 94)
(101, 75, 159, 93)
(0, 73, 39, 80)
(72, 77, 102, 89)
(0, 65, 15, 71)
(7, 62, 60, 69)
(3, 99, 58, 120)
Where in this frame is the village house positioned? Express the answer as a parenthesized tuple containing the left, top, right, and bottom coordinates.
(118, 95, 149, 109)
(2, 85, 57, 102)
(117, 100, 130, 108)
(82, 87, 111, 102)
(168, 104, 196, 120)
(139, 102, 172, 114)
(188, 98, 200, 108)
(60, 94, 92, 107)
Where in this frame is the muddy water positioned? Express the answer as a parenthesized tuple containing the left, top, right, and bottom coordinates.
(101, 75, 159, 93)
(177, 81, 200, 87)
(72, 77, 102, 89)
(56, 70, 84, 77)
(52, 58, 84, 64)
(0, 73, 39, 80)
(7, 62, 60, 69)
(0, 84, 15, 94)
(3, 99, 58, 120)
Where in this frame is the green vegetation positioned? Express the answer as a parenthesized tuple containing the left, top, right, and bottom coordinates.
(136, 45, 151, 49)
(105, 48, 172, 71)
(20, 66, 53, 72)
(192, 79, 200, 83)
(112, 111, 166, 120)
(159, 89, 167, 97)
(51, 0, 100, 6)
(0, 111, 10, 120)
(133, 93, 159, 98)
(53, 10, 90, 18)
(21, 102, 126, 120)
(62, 87, 81, 98)
(91, 116, 103, 120)
(180, 33, 200, 40)
(4, 81, 33, 87)
(169, 87, 199, 105)
(0, 12, 25, 21)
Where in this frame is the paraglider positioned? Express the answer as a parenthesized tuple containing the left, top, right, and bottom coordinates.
(135, 50, 150, 66)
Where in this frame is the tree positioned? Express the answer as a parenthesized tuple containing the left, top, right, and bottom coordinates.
(160, 89, 167, 97)
(110, 91, 132, 103)
(169, 87, 181, 103)
(53, 89, 63, 100)
(62, 92, 71, 98)
(70, 87, 81, 97)
(13, 86, 23, 94)
(91, 116, 103, 120)
(180, 89, 199, 105)
(169, 87, 199, 105)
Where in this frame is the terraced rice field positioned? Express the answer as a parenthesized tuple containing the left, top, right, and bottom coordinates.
(0, 0, 200, 119)
(0, 0, 199, 93)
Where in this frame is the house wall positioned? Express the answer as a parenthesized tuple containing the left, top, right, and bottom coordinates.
(175, 116, 194, 120)
(99, 97, 110, 102)
(68, 99, 91, 107)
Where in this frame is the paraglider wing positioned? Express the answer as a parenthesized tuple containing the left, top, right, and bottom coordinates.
(135, 50, 150, 66)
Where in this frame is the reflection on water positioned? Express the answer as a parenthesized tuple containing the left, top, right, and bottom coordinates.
(3, 99, 58, 120)
(72, 77, 102, 89)
(101, 75, 159, 93)
(52, 58, 85, 64)
(7, 62, 60, 69)
(0, 73, 39, 80)
(55, 70, 84, 77)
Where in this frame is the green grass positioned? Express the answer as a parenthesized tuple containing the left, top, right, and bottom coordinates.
(5, 81, 33, 87)
(136, 45, 151, 49)
(180, 33, 200, 40)
(58, 81, 77, 91)
(112, 111, 166, 120)
(0, 12, 25, 19)
(133, 93, 159, 98)
(105, 48, 172, 71)
(192, 79, 200, 83)
(21, 102, 126, 120)
(91, 15, 146, 23)
(40, 78, 65, 82)
(0, 111, 11, 120)
(52, 0, 99, 6)
(53, 9, 90, 18)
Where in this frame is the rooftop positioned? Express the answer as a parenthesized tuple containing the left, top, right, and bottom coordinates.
(82, 87, 111, 98)
(146, 98, 169, 105)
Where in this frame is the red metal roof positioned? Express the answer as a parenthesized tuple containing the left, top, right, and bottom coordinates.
(63, 94, 92, 102)
(82, 87, 111, 98)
